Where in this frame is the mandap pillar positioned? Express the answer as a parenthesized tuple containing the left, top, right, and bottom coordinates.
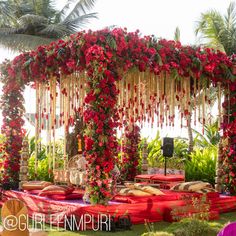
(83, 45, 118, 204)
(220, 77, 236, 194)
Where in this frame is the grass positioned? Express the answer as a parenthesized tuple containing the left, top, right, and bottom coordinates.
(42, 212, 236, 235)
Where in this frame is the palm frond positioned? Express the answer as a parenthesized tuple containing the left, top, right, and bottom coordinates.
(39, 23, 72, 38)
(0, 33, 53, 52)
(32, 0, 57, 17)
(174, 26, 180, 41)
(225, 2, 236, 28)
(195, 10, 226, 51)
(0, 1, 17, 26)
(64, 0, 97, 21)
(196, 3, 236, 55)
(54, 0, 73, 22)
(18, 14, 48, 27)
(61, 12, 98, 31)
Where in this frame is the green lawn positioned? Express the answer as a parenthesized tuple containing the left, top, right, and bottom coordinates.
(44, 212, 236, 236)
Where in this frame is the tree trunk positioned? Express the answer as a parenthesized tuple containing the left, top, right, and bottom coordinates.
(187, 112, 194, 153)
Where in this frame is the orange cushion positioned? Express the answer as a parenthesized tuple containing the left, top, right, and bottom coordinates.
(39, 185, 74, 196)
(22, 181, 52, 190)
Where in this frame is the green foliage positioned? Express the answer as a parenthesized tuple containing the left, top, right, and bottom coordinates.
(147, 132, 162, 166)
(0, 134, 6, 159)
(146, 132, 188, 169)
(142, 232, 173, 236)
(0, 0, 98, 51)
(28, 155, 52, 182)
(195, 2, 236, 55)
(170, 218, 218, 236)
(143, 221, 173, 236)
(28, 136, 64, 182)
(185, 146, 217, 185)
(193, 120, 220, 148)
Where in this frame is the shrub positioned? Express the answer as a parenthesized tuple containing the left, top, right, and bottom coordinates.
(142, 221, 173, 236)
(170, 218, 218, 236)
(28, 155, 53, 182)
(28, 137, 64, 182)
(185, 146, 217, 186)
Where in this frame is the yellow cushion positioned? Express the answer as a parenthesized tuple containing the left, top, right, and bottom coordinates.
(119, 188, 152, 196)
(136, 185, 165, 195)
(124, 182, 136, 189)
(171, 181, 215, 192)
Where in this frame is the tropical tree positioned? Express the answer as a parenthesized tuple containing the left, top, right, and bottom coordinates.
(195, 2, 236, 56)
(193, 119, 220, 148)
(0, 0, 97, 52)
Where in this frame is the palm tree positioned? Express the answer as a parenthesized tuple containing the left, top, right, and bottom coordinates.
(0, 0, 97, 52)
(195, 2, 236, 55)
(195, 2, 236, 192)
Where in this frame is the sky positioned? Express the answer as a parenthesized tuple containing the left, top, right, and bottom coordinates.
(0, 0, 230, 139)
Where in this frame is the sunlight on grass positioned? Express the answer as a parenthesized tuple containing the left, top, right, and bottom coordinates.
(39, 212, 236, 235)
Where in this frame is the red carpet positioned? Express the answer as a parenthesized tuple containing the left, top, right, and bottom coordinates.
(1, 190, 236, 227)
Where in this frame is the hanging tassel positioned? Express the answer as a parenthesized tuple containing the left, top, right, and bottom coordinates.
(193, 77, 197, 126)
(35, 81, 39, 179)
(218, 82, 222, 129)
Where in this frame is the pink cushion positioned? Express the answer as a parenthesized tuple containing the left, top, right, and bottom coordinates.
(48, 193, 83, 200)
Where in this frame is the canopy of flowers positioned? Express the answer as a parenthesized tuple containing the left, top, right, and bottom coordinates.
(0, 28, 236, 203)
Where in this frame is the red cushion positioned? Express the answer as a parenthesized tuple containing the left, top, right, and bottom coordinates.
(48, 193, 83, 200)
(135, 175, 155, 180)
(113, 194, 179, 204)
(72, 189, 85, 195)
(24, 189, 41, 195)
(39, 185, 74, 196)
(151, 174, 184, 182)
(210, 196, 236, 213)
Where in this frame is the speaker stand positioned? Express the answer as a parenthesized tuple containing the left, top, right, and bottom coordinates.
(164, 156, 167, 176)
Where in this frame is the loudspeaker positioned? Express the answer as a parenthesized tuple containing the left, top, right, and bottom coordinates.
(162, 137, 174, 157)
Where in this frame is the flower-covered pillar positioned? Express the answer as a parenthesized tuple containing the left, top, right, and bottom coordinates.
(222, 79, 236, 194)
(1, 67, 25, 189)
(83, 45, 118, 204)
(120, 124, 141, 182)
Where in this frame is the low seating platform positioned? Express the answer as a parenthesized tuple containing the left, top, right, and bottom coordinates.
(1, 188, 236, 228)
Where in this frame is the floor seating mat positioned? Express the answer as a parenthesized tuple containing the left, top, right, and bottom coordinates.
(135, 174, 184, 182)
(1, 190, 236, 227)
